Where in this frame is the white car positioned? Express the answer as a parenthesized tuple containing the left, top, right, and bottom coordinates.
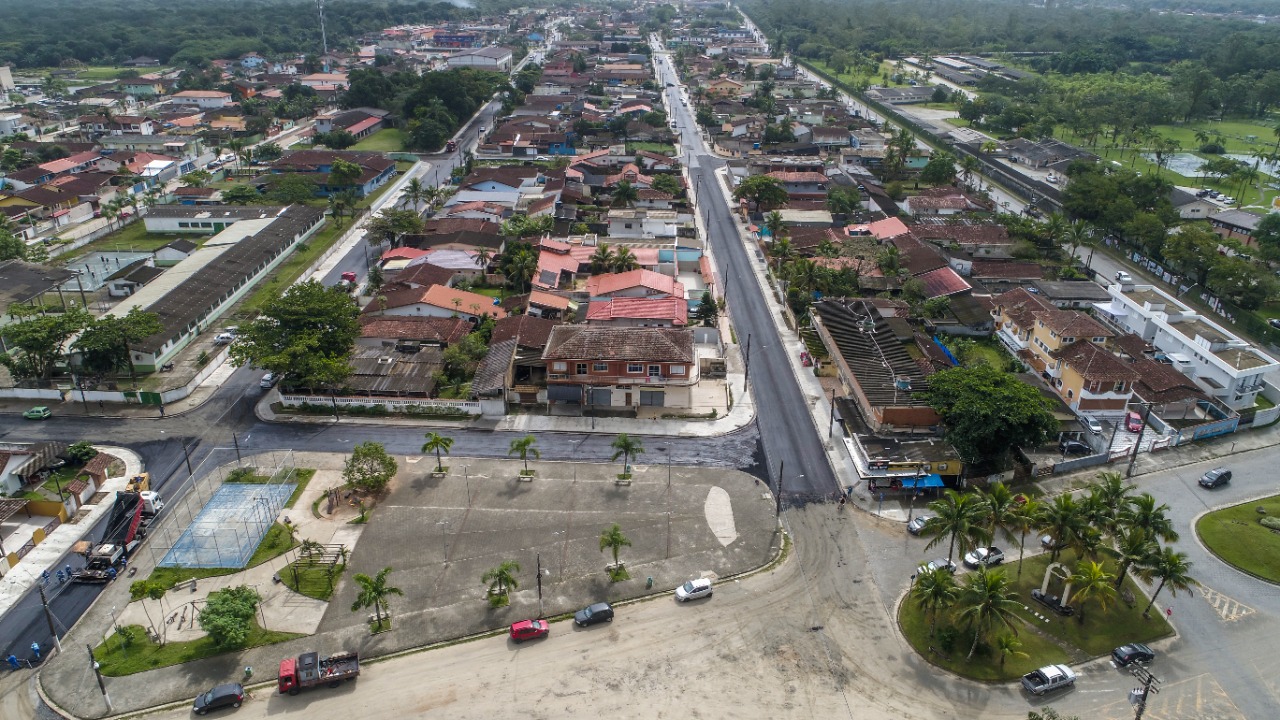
(259, 372, 277, 389)
(213, 333, 236, 345)
(675, 578, 712, 601)
(963, 546, 1005, 568)
(1082, 415, 1103, 434)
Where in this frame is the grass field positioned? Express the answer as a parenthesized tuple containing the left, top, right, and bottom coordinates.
(94, 621, 302, 676)
(1196, 493, 1280, 583)
(65, 220, 185, 258)
(73, 66, 135, 81)
(626, 141, 676, 155)
(352, 128, 407, 152)
(279, 561, 346, 601)
(1063, 145, 1280, 211)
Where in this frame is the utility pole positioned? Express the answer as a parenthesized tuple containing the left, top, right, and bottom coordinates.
(536, 553, 544, 619)
(743, 333, 752, 389)
(828, 388, 836, 439)
(181, 441, 194, 475)
(1125, 402, 1154, 478)
(1129, 665, 1160, 720)
(231, 432, 242, 462)
(87, 644, 112, 712)
(775, 459, 784, 515)
(37, 584, 61, 652)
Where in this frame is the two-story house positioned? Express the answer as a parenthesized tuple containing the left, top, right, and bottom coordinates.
(543, 326, 697, 409)
(586, 269, 685, 302)
(170, 90, 233, 110)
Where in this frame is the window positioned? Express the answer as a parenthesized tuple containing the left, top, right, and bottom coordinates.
(178, 222, 190, 228)
(624, 223, 633, 229)
(593, 362, 607, 372)
(648, 365, 661, 377)
(576, 363, 587, 375)
(670, 365, 685, 375)
(552, 362, 566, 372)
(627, 363, 643, 373)
(1093, 336, 1106, 343)
(1114, 381, 1127, 393)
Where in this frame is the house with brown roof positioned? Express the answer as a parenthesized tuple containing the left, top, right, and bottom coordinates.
(543, 326, 698, 410)
(586, 269, 684, 301)
(268, 150, 396, 197)
(358, 316, 470, 350)
(364, 284, 507, 324)
(585, 296, 689, 327)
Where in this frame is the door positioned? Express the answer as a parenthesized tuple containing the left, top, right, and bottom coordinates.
(587, 387, 612, 406)
(639, 390, 664, 407)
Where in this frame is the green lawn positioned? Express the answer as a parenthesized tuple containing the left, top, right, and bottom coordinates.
(1145, 120, 1280, 156)
(238, 218, 348, 315)
(1070, 146, 1278, 211)
(352, 129, 407, 152)
(899, 588, 1068, 681)
(74, 66, 135, 81)
(93, 621, 302, 676)
(279, 561, 345, 601)
(626, 142, 676, 155)
(1196, 494, 1280, 583)
(65, 220, 187, 258)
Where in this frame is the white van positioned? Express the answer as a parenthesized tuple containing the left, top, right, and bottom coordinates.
(1115, 271, 1133, 283)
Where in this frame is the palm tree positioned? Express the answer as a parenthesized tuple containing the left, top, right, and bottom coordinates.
(911, 567, 959, 638)
(1120, 493, 1179, 543)
(1086, 472, 1135, 537)
(610, 246, 639, 273)
(482, 560, 521, 599)
(994, 633, 1028, 669)
(421, 432, 453, 473)
(955, 568, 1021, 660)
(1137, 547, 1198, 619)
(975, 481, 1018, 551)
(612, 179, 639, 207)
(1069, 525, 1105, 562)
(922, 490, 988, 563)
(474, 247, 492, 273)
(1111, 527, 1159, 590)
(1040, 211, 1068, 250)
(400, 177, 428, 211)
(350, 567, 403, 629)
(227, 138, 247, 172)
(764, 210, 786, 242)
(958, 154, 981, 191)
(610, 433, 644, 474)
(1064, 221, 1094, 266)
(599, 523, 632, 570)
(1068, 560, 1116, 625)
(1038, 494, 1088, 564)
(1008, 499, 1041, 579)
(589, 243, 615, 273)
(508, 435, 539, 473)
(506, 249, 537, 294)
(101, 198, 123, 231)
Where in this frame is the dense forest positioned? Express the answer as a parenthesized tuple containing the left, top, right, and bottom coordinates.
(0, 0, 534, 68)
(742, 0, 1280, 79)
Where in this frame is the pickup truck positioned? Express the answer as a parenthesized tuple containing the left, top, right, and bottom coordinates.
(1021, 664, 1076, 695)
(278, 651, 360, 695)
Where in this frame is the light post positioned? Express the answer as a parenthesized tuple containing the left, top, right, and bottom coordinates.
(1125, 401, 1155, 478)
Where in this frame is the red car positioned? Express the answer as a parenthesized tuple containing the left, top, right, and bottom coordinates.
(509, 619, 549, 643)
(1126, 411, 1144, 433)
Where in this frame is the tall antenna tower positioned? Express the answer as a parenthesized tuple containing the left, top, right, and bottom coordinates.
(317, 0, 329, 56)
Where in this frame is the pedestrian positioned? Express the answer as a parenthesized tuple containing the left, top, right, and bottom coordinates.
(158, 404, 165, 418)
(29, 642, 39, 660)
(98, 400, 105, 411)
(5, 654, 18, 670)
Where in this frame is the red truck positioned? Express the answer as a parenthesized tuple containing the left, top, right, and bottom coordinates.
(278, 651, 360, 695)
(445, 140, 457, 152)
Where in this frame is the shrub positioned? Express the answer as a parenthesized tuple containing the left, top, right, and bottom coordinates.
(1260, 516, 1280, 531)
(1199, 142, 1225, 154)
(66, 441, 99, 464)
(936, 625, 959, 652)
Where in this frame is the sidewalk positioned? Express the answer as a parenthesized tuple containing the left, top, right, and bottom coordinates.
(0, 447, 143, 621)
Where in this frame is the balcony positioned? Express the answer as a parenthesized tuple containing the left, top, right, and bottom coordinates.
(547, 373, 688, 385)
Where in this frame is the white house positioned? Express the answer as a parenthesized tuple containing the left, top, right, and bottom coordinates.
(1095, 282, 1278, 411)
(607, 209, 679, 239)
(170, 90, 233, 110)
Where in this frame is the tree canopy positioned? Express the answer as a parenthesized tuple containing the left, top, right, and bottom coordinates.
(197, 585, 261, 649)
(343, 441, 398, 493)
(926, 364, 1058, 464)
(228, 279, 359, 389)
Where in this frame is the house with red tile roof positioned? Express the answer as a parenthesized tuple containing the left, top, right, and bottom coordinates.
(364, 284, 507, 323)
(585, 297, 688, 327)
(358, 316, 470, 349)
(543, 326, 698, 409)
(586, 269, 684, 300)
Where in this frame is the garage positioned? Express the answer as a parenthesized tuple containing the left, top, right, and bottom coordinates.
(639, 389, 665, 407)
(547, 385, 581, 404)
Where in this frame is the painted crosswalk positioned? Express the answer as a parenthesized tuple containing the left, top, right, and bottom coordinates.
(1199, 584, 1255, 622)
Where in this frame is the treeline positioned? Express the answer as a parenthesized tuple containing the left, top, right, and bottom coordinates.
(341, 67, 516, 150)
(742, 0, 1280, 83)
(0, 0, 530, 68)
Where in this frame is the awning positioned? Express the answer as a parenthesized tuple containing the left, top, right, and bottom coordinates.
(900, 474, 945, 489)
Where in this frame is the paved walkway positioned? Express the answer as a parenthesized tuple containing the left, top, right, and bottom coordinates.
(0, 447, 143, 620)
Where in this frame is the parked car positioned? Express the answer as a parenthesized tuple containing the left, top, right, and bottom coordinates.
(22, 406, 51, 420)
(213, 333, 236, 345)
(1111, 642, 1155, 667)
(1022, 664, 1076, 695)
(963, 546, 1005, 569)
(675, 578, 713, 602)
(1125, 411, 1144, 433)
(1199, 467, 1232, 489)
(916, 558, 957, 576)
(509, 619, 550, 643)
(906, 515, 933, 536)
(573, 602, 614, 626)
(1268, 318, 1280, 329)
(1082, 415, 1103, 434)
(1059, 439, 1091, 456)
(193, 683, 244, 715)
(260, 372, 277, 389)
(1115, 271, 1134, 283)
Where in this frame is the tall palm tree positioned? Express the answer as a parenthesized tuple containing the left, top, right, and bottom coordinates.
(958, 154, 981, 191)
(764, 210, 786, 242)
(1008, 499, 1042, 579)
(506, 249, 538, 294)
(1069, 525, 1105, 562)
(610, 246, 639, 273)
(610, 433, 644, 474)
(1038, 494, 1088, 564)
(612, 179, 638, 207)
(1112, 527, 1159, 590)
(599, 523, 632, 569)
(350, 567, 403, 629)
(1064, 220, 1094, 266)
(911, 567, 959, 638)
(481, 560, 521, 599)
(589, 243, 615, 273)
(1120, 493, 1179, 543)
(922, 490, 988, 563)
(1040, 211, 1068, 249)
(508, 434, 540, 473)
(1087, 472, 1135, 537)
(421, 432, 454, 473)
(1137, 547, 1198, 618)
(955, 568, 1021, 660)
(975, 482, 1018, 551)
(473, 247, 493, 273)
(1068, 560, 1116, 625)
(227, 138, 247, 172)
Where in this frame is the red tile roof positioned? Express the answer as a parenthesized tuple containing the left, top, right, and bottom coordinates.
(585, 297, 688, 326)
(1033, 308, 1113, 339)
(916, 266, 972, 298)
(586, 269, 684, 298)
(970, 261, 1044, 280)
(490, 314, 559, 348)
(359, 316, 470, 345)
(1054, 340, 1139, 382)
(543, 326, 693, 362)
